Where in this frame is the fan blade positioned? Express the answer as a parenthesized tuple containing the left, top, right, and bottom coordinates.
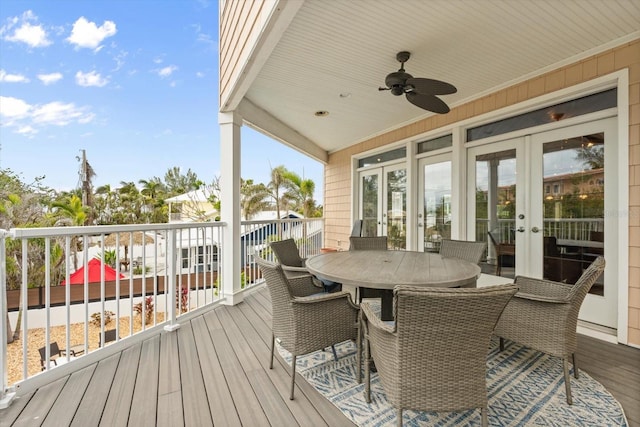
(406, 77, 457, 95)
(406, 92, 450, 114)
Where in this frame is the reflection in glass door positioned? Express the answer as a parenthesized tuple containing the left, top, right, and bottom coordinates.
(419, 158, 451, 252)
(385, 166, 407, 250)
(474, 149, 518, 277)
(359, 169, 382, 238)
(541, 134, 605, 290)
(358, 165, 406, 249)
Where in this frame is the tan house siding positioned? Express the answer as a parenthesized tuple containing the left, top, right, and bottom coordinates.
(324, 39, 640, 344)
(219, 0, 268, 107)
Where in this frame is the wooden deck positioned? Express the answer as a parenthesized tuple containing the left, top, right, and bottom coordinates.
(2, 286, 639, 427)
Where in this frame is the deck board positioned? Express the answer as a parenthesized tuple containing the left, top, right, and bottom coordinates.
(3, 286, 637, 427)
(157, 331, 183, 427)
(0, 391, 34, 427)
(12, 377, 67, 427)
(176, 324, 213, 426)
(99, 343, 142, 427)
(128, 334, 160, 427)
(202, 310, 271, 427)
(41, 364, 96, 427)
(190, 315, 242, 427)
(71, 353, 120, 427)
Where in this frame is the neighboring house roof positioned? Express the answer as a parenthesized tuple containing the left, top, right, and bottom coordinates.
(246, 210, 304, 221)
(165, 186, 216, 203)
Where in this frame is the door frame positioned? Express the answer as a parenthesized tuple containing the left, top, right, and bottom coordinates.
(530, 117, 619, 328)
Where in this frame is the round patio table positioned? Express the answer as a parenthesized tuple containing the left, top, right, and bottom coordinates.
(306, 250, 481, 320)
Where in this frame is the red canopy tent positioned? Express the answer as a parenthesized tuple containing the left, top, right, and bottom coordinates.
(61, 258, 125, 285)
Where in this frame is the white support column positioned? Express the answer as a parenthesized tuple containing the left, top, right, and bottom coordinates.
(219, 111, 244, 305)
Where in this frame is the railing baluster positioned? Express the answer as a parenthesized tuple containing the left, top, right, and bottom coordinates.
(21, 239, 28, 379)
(0, 231, 16, 408)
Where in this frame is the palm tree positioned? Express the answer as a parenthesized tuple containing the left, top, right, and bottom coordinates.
(50, 194, 88, 270)
(164, 167, 202, 196)
(283, 170, 318, 218)
(139, 177, 168, 223)
(240, 179, 270, 220)
(267, 166, 294, 218)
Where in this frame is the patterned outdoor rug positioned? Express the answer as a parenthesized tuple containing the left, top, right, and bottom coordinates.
(277, 339, 628, 426)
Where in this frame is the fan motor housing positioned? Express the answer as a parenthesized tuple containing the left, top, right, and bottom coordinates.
(385, 71, 412, 96)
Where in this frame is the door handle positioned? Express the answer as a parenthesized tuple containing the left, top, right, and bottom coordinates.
(531, 227, 540, 233)
(516, 227, 525, 232)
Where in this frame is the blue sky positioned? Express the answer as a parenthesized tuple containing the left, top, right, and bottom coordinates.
(0, 0, 324, 202)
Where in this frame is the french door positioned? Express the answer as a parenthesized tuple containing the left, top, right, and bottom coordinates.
(358, 164, 407, 249)
(467, 117, 618, 328)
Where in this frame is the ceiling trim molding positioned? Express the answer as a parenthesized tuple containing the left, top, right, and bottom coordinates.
(238, 98, 328, 163)
(220, 0, 304, 112)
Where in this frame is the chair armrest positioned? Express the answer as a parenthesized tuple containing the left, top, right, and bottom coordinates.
(514, 276, 573, 300)
(514, 292, 570, 304)
(282, 265, 310, 273)
(294, 291, 358, 309)
(361, 302, 395, 334)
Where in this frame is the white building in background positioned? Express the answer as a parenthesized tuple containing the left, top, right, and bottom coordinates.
(165, 186, 219, 223)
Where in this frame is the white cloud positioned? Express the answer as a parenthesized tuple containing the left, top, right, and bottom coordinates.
(66, 17, 116, 51)
(37, 72, 63, 85)
(32, 101, 92, 126)
(75, 70, 108, 87)
(1, 10, 51, 47)
(16, 125, 37, 135)
(0, 96, 31, 121)
(0, 69, 30, 83)
(112, 50, 128, 71)
(0, 95, 94, 133)
(156, 65, 178, 78)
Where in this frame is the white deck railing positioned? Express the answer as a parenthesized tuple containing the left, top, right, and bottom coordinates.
(0, 218, 325, 402)
(476, 218, 604, 243)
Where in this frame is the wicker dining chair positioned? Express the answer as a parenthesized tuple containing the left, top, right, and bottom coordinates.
(361, 284, 517, 427)
(255, 257, 359, 400)
(439, 239, 486, 265)
(494, 256, 605, 405)
(270, 238, 340, 292)
(349, 236, 389, 302)
(349, 236, 388, 251)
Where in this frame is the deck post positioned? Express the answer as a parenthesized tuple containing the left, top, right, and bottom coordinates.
(219, 111, 244, 305)
(164, 228, 180, 331)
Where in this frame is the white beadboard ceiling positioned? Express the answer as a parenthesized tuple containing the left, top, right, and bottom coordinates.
(235, 0, 640, 159)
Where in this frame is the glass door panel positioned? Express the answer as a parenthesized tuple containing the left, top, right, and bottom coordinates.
(474, 149, 518, 277)
(419, 159, 451, 252)
(360, 169, 382, 237)
(541, 134, 605, 290)
(385, 166, 407, 249)
(532, 117, 616, 328)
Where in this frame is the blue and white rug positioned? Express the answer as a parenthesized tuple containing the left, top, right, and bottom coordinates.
(277, 339, 627, 426)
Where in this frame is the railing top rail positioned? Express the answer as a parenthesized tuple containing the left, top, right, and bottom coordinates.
(241, 218, 324, 225)
(9, 221, 227, 238)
